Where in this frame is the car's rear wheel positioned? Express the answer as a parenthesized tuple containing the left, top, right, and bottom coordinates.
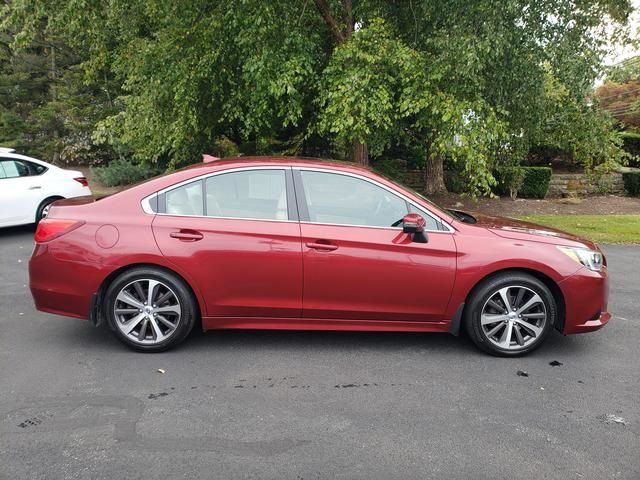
(465, 272, 556, 356)
(104, 267, 197, 352)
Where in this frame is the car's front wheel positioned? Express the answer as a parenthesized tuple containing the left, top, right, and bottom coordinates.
(465, 272, 557, 356)
(104, 267, 197, 352)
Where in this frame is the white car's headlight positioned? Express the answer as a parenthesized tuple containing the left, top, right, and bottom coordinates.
(558, 246, 603, 271)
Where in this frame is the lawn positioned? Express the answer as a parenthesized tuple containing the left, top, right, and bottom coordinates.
(520, 215, 640, 244)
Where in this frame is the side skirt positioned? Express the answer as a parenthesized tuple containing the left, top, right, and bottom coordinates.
(202, 317, 450, 333)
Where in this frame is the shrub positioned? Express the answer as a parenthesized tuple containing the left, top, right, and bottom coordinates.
(622, 171, 640, 196)
(520, 167, 552, 198)
(493, 166, 525, 199)
(92, 158, 163, 187)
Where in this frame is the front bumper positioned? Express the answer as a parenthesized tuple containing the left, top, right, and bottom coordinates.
(559, 266, 610, 334)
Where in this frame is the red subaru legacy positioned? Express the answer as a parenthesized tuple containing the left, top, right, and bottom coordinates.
(29, 157, 610, 356)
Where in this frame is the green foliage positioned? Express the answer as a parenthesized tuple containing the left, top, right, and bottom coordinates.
(0, 0, 635, 195)
(520, 167, 552, 199)
(0, 34, 118, 164)
(444, 161, 467, 194)
(373, 158, 407, 183)
(92, 158, 162, 187)
(493, 166, 526, 199)
(528, 68, 628, 172)
(605, 57, 640, 84)
(622, 171, 640, 196)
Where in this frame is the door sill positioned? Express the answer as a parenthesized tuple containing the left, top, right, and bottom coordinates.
(202, 316, 449, 333)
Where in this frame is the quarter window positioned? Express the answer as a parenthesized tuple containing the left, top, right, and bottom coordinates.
(205, 170, 288, 220)
(166, 181, 204, 216)
(300, 171, 409, 228)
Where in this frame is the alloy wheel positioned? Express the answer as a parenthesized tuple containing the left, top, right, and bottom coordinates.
(113, 279, 182, 345)
(480, 285, 547, 350)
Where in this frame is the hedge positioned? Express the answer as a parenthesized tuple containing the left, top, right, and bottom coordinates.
(92, 158, 162, 187)
(520, 167, 552, 198)
(622, 171, 640, 196)
(493, 166, 552, 199)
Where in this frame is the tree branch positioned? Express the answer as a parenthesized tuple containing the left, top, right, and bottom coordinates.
(342, 0, 353, 37)
(313, 0, 345, 44)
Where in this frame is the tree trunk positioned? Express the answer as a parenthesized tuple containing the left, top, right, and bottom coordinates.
(424, 152, 447, 195)
(352, 140, 368, 166)
(314, 0, 369, 165)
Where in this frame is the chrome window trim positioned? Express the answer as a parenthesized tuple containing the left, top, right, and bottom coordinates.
(146, 212, 297, 224)
(295, 167, 455, 234)
(141, 193, 156, 214)
(140, 164, 455, 233)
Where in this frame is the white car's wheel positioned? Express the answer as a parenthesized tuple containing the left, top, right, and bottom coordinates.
(35, 197, 62, 224)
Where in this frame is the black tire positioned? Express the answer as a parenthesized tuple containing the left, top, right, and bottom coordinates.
(35, 196, 62, 224)
(464, 272, 557, 357)
(104, 267, 197, 352)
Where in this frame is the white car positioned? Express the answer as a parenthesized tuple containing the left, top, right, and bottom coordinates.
(0, 148, 92, 227)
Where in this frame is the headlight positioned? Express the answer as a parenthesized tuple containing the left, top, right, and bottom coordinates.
(558, 246, 603, 271)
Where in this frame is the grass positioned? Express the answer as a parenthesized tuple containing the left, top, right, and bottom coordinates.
(520, 215, 640, 244)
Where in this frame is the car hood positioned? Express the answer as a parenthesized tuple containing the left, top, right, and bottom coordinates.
(462, 211, 597, 250)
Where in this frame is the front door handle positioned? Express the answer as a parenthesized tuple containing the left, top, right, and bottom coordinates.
(170, 230, 204, 241)
(306, 241, 338, 251)
(29, 185, 42, 190)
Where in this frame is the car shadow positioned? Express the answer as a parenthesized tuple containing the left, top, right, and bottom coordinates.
(0, 224, 35, 238)
(35, 313, 593, 360)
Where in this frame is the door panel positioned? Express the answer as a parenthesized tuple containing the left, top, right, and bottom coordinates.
(300, 223, 456, 321)
(153, 215, 303, 317)
(294, 168, 457, 322)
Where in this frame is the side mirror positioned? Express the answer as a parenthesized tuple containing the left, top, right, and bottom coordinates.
(402, 213, 428, 243)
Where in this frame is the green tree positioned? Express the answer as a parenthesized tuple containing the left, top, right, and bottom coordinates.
(1, 0, 634, 194)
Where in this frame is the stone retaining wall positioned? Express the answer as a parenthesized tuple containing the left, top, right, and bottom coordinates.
(547, 173, 624, 197)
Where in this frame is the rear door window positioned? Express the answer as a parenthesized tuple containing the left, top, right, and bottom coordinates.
(205, 169, 288, 220)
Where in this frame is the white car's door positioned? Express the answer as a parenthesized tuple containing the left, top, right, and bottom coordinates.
(0, 158, 45, 227)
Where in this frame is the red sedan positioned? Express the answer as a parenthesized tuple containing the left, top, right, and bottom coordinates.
(29, 157, 610, 356)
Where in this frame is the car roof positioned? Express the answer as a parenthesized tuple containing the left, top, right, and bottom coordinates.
(180, 156, 375, 175)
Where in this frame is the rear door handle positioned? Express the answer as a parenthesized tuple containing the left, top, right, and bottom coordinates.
(306, 241, 338, 251)
(170, 230, 204, 241)
(29, 185, 42, 190)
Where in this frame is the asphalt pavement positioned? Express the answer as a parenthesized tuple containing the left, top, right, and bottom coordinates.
(0, 225, 638, 479)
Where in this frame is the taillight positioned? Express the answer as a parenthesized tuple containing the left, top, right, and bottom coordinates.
(74, 176, 89, 187)
(34, 219, 85, 243)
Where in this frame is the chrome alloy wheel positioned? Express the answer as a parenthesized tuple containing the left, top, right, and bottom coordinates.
(41, 204, 51, 219)
(480, 285, 547, 350)
(113, 279, 182, 345)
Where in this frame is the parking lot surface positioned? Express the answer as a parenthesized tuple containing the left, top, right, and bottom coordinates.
(0, 226, 638, 479)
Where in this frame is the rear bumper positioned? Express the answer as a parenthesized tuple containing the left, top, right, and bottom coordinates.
(29, 244, 103, 320)
(559, 266, 610, 334)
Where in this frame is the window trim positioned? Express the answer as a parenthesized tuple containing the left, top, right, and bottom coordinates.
(293, 167, 454, 233)
(141, 164, 454, 233)
(143, 166, 298, 223)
